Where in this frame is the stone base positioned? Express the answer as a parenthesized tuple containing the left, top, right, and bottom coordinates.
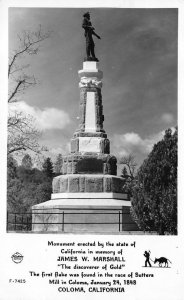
(32, 195, 139, 233)
(62, 154, 117, 175)
(78, 61, 103, 79)
(53, 174, 125, 193)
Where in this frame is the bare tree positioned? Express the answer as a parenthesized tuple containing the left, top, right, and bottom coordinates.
(8, 25, 50, 101)
(119, 154, 137, 178)
(8, 26, 50, 155)
(8, 111, 41, 155)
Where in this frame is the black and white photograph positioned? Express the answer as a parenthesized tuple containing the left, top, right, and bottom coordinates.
(0, 0, 183, 299)
(7, 6, 177, 235)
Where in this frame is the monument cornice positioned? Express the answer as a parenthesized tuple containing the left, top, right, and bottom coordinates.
(78, 69, 103, 80)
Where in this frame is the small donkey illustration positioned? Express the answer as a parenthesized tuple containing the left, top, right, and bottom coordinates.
(154, 257, 171, 267)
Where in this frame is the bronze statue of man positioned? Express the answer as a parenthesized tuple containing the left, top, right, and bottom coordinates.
(82, 12, 101, 62)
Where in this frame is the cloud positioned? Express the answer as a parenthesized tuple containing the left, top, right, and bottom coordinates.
(161, 113, 174, 124)
(111, 130, 165, 165)
(9, 101, 71, 131)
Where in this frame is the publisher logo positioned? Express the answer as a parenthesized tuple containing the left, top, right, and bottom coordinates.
(11, 252, 23, 264)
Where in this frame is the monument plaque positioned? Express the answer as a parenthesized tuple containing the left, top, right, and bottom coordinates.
(77, 158, 103, 174)
(79, 137, 101, 152)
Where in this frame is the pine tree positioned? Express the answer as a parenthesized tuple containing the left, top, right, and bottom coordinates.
(54, 154, 63, 174)
(42, 157, 54, 178)
(122, 166, 128, 178)
(131, 128, 177, 235)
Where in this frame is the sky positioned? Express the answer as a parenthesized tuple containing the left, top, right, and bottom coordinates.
(8, 7, 178, 169)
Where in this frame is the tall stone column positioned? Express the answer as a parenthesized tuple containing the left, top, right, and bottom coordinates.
(61, 61, 117, 176)
(77, 61, 104, 133)
(71, 61, 110, 155)
(32, 60, 139, 233)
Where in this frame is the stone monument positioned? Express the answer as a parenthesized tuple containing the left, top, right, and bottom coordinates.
(32, 13, 138, 233)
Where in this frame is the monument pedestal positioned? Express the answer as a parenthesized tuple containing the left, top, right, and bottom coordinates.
(32, 61, 139, 233)
(32, 193, 138, 233)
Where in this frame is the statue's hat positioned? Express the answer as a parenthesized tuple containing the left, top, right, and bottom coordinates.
(83, 12, 90, 17)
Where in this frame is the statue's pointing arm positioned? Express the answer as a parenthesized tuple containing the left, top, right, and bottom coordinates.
(92, 30, 101, 39)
